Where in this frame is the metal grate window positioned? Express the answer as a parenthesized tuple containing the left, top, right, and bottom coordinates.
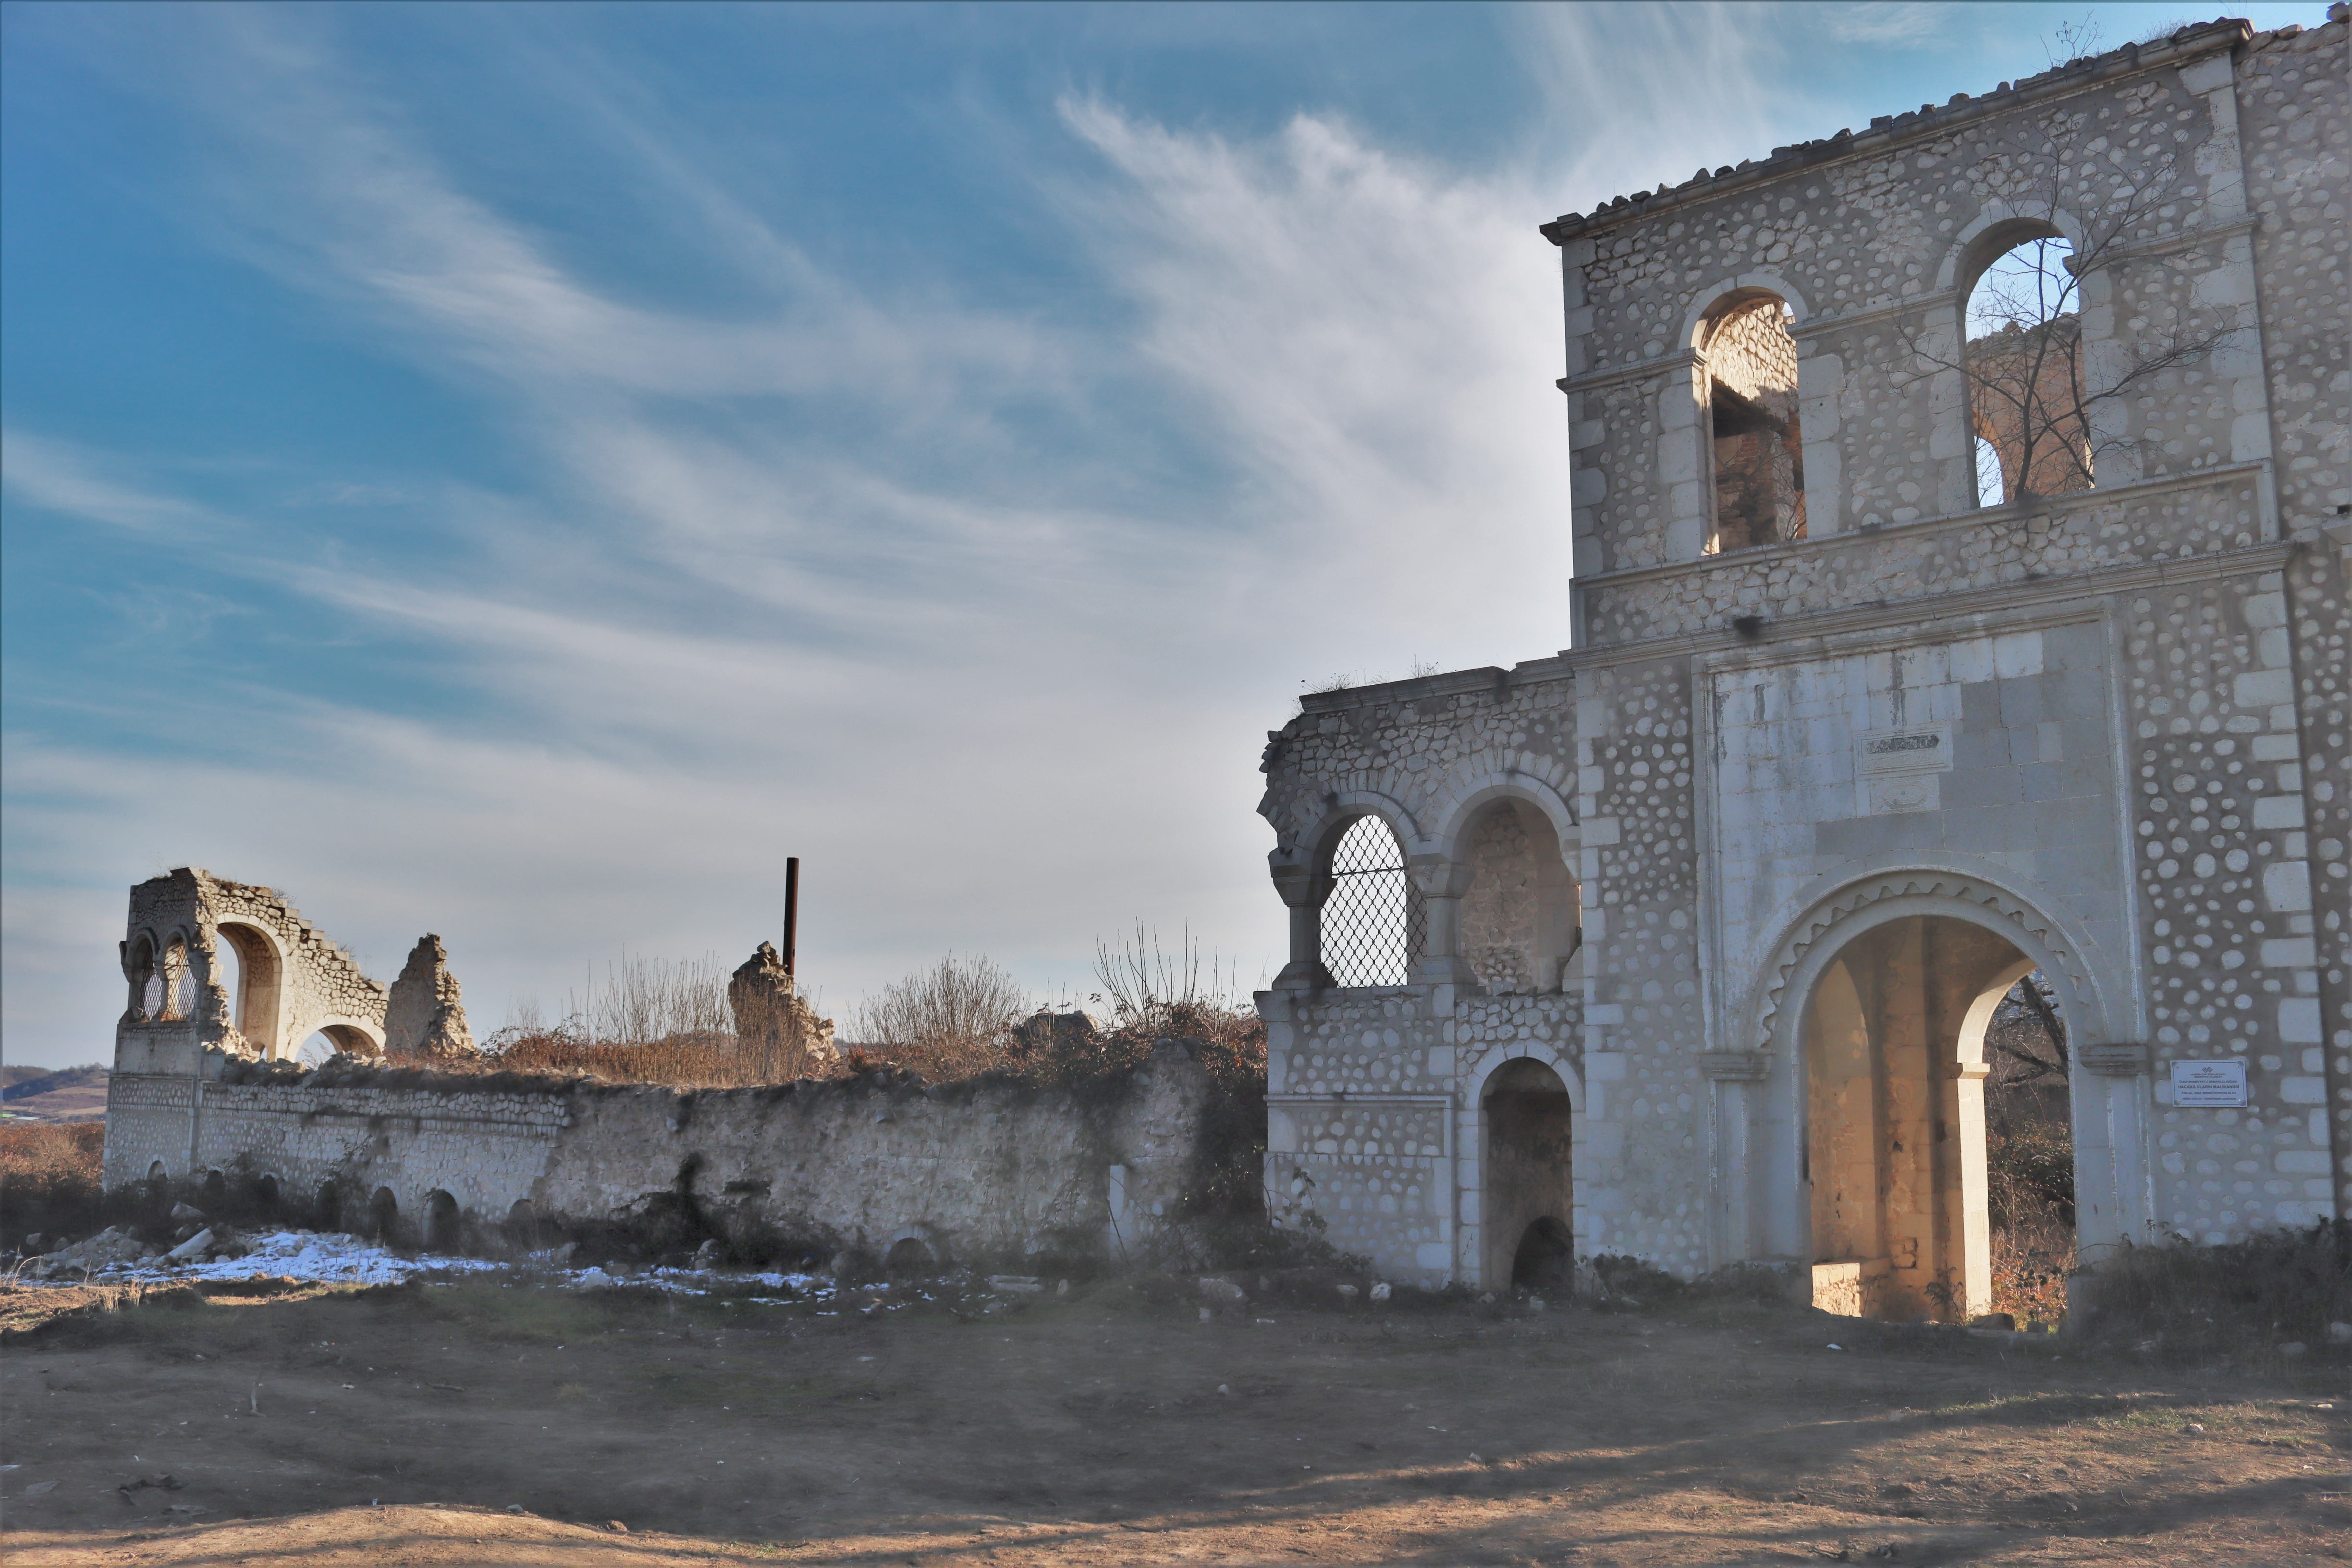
(1321, 816, 1425, 987)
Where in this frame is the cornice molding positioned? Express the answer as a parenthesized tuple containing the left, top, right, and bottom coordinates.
(1541, 21, 2252, 246)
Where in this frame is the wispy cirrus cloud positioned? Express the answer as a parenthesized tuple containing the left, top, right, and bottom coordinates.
(3, 1, 1833, 1066)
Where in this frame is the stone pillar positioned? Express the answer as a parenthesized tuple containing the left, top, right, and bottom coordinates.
(1942, 1058, 1993, 1320)
(1409, 855, 1480, 989)
(1701, 1050, 1770, 1269)
(1268, 859, 1334, 993)
(2075, 1040, 2154, 1265)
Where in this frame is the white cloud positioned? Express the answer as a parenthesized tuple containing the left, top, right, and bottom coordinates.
(1822, 4, 1951, 45)
(3, 4, 1812, 1065)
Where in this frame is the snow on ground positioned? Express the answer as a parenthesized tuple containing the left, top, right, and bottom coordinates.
(33, 1229, 838, 1298)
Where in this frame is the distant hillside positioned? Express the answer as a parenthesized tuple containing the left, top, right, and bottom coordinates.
(0, 1064, 54, 1090)
(0, 1065, 109, 1123)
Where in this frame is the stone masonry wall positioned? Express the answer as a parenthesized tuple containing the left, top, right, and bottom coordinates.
(1254, 13, 2346, 1299)
(103, 1044, 1215, 1271)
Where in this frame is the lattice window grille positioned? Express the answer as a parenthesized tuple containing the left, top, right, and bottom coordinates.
(1321, 816, 1425, 987)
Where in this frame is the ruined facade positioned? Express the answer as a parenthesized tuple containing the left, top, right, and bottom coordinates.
(1256, 14, 2348, 1316)
(116, 868, 396, 1076)
(103, 872, 1206, 1270)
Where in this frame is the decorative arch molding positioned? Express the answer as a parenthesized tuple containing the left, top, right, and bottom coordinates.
(1745, 868, 2115, 1062)
(1426, 770, 1580, 864)
(1289, 788, 1430, 866)
(1464, 1039, 1584, 1110)
(1937, 200, 2093, 292)
(1679, 271, 1815, 350)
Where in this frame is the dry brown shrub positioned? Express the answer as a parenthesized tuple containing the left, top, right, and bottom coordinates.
(0, 1121, 107, 1243)
(474, 1026, 832, 1088)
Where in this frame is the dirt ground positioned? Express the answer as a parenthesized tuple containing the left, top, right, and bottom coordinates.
(3, 1276, 2345, 1566)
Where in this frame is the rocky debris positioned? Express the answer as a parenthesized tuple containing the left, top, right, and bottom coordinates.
(169, 1203, 207, 1225)
(729, 942, 838, 1075)
(2328, 1322, 2352, 1346)
(987, 1275, 1044, 1295)
(384, 934, 478, 1061)
(165, 1229, 215, 1263)
(1010, 1008, 1097, 1060)
(1197, 1276, 1247, 1307)
(25, 1227, 155, 1277)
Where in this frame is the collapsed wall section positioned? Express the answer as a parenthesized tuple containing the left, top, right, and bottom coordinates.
(118, 868, 390, 1074)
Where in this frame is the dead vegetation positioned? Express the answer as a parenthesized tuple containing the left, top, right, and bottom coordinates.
(0, 1122, 105, 1249)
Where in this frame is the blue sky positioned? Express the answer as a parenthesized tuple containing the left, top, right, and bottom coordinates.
(2, 1, 2328, 1068)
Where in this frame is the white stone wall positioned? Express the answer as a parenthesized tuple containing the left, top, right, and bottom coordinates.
(1255, 13, 2348, 1294)
(103, 1045, 1214, 1270)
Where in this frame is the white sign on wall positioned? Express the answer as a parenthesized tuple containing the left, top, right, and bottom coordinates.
(2170, 1058, 2249, 1108)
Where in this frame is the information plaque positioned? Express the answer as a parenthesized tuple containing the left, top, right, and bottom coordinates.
(2170, 1058, 2249, 1108)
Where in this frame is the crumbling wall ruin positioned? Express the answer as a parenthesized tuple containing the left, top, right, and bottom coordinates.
(103, 1044, 1217, 1274)
(103, 872, 1225, 1273)
(117, 868, 393, 1075)
(384, 935, 478, 1062)
(727, 941, 838, 1080)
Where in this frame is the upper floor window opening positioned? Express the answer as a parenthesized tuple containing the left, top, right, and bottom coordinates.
(1320, 815, 1425, 988)
(1701, 293, 1806, 553)
(1966, 232, 2092, 504)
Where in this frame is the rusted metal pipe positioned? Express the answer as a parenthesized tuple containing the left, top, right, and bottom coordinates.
(783, 856, 800, 979)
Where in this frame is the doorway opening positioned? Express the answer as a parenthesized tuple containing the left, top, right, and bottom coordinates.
(1981, 973, 2076, 1327)
(1480, 1058, 1574, 1290)
(1800, 915, 2072, 1322)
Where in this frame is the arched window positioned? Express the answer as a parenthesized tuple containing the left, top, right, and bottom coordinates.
(1975, 434, 2007, 508)
(157, 940, 195, 1021)
(1702, 293, 1806, 552)
(128, 937, 158, 1021)
(1965, 231, 2091, 502)
(1320, 816, 1424, 988)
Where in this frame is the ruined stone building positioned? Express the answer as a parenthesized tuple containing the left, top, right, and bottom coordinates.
(1255, 14, 2348, 1317)
(101, 868, 1208, 1271)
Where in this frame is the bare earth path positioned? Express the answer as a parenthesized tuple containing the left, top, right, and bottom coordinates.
(3, 1278, 2343, 1565)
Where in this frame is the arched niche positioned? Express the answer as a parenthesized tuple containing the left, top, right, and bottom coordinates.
(1455, 798, 1580, 993)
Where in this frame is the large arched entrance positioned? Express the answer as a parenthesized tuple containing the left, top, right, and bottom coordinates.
(1480, 1058, 1574, 1291)
(1799, 914, 2055, 1322)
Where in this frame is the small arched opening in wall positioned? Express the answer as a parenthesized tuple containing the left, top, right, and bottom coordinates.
(127, 935, 158, 1021)
(504, 1200, 544, 1251)
(252, 1173, 282, 1217)
(295, 1023, 379, 1067)
(423, 1190, 462, 1254)
(1963, 226, 2091, 505)
(1700, 290, 1806, 553)
(157, 938, 196, 1021)
(198, 1169, 229, 1214)
(1480, 1058, 1575, 1292)
(1798, 915, 2072, 1325)
(1457, 799, 1580, 993)
(1319, 814, 1425, 988)
(884, 1234, 938, 1280)
(316, 1181, 345, 1234)
(367, 1187, 401, 1247)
